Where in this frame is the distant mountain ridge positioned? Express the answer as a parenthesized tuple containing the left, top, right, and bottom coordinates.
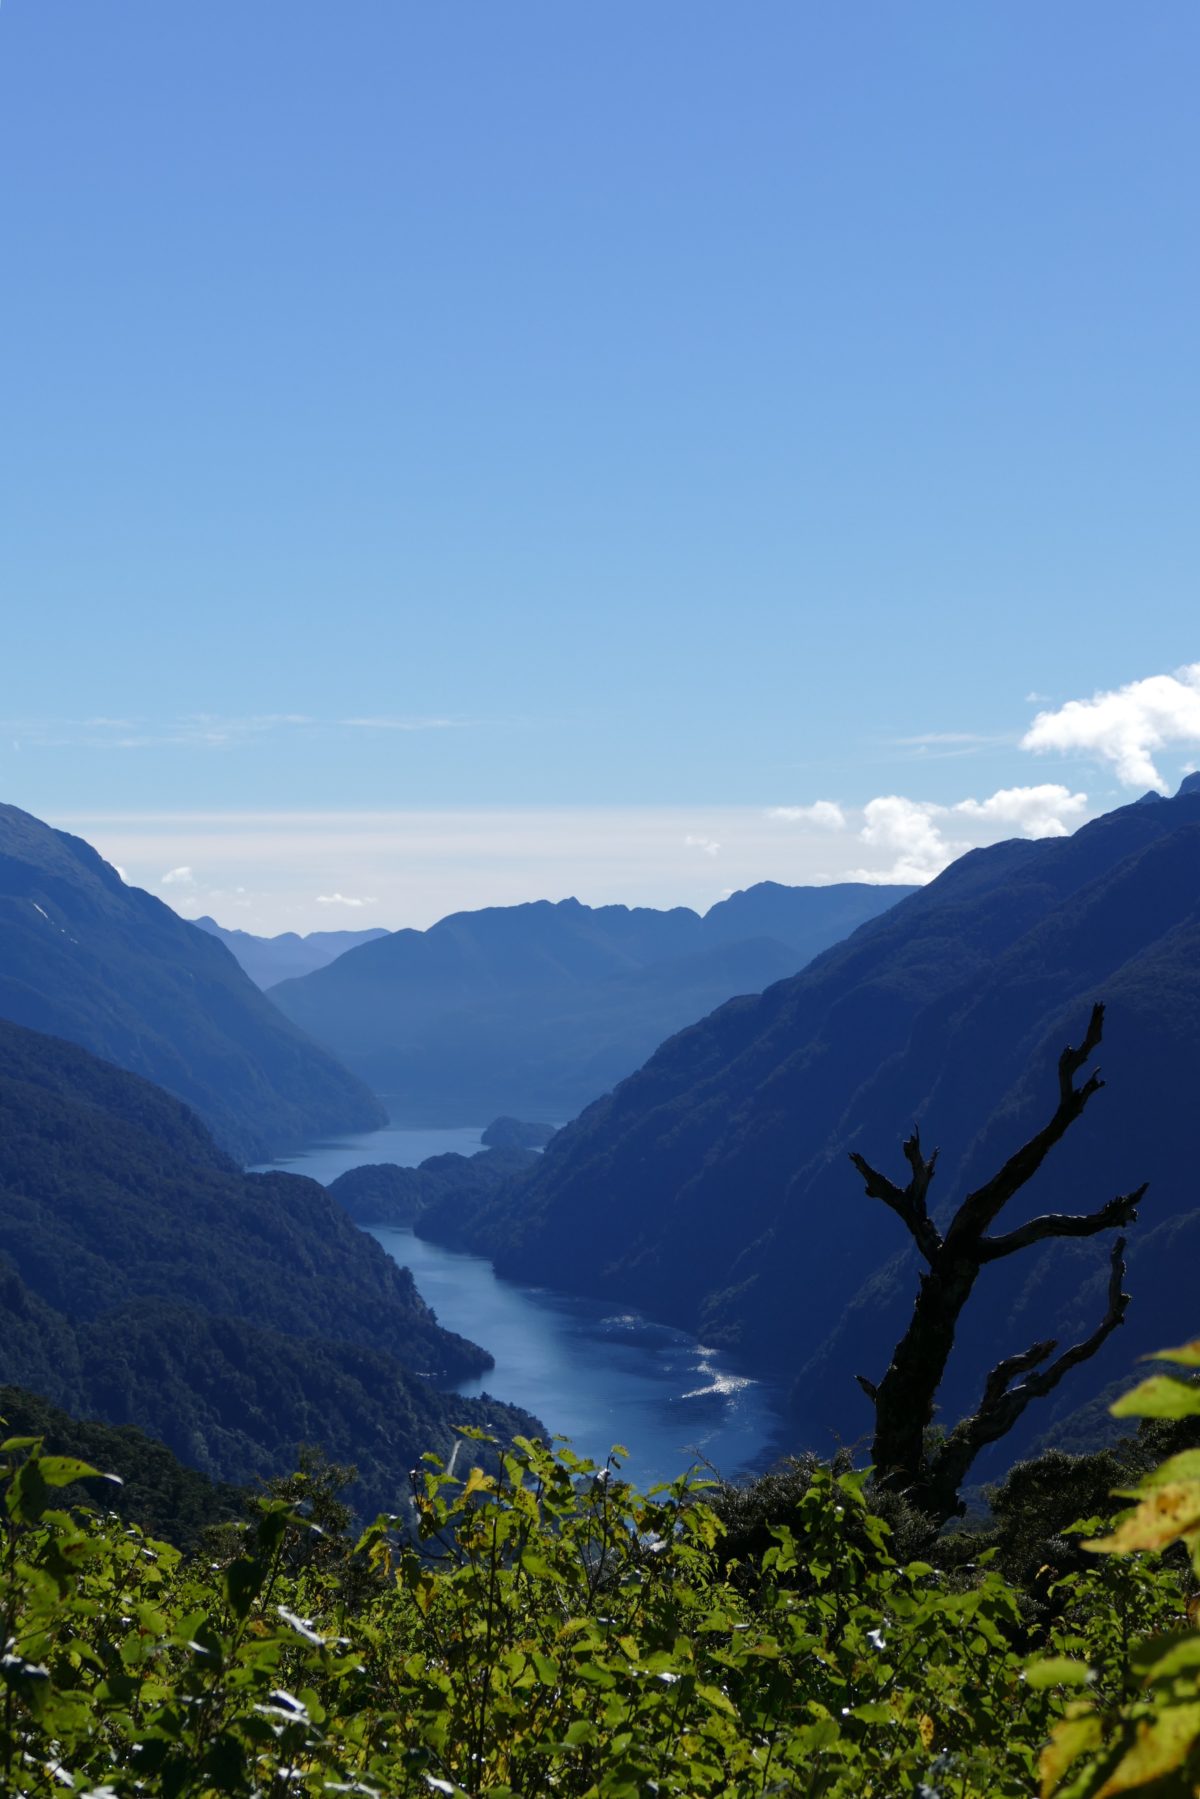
(269, 882, 915, 1119)
(424, 784, 1200, 1459)
(0, 803, 385, 1159)
(193, 916, 389, 988)
(0, 1017, 539, 1515)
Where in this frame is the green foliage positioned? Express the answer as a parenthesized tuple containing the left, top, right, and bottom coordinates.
(0, 1423, 1095, 1799)
(13, 1356, 1200, 1797)
(1032, 1337, 1200, 1798)
(0, 1386, 247, 1551)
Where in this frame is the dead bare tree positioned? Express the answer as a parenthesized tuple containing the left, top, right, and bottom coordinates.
(850, 1003, 1146, 1526)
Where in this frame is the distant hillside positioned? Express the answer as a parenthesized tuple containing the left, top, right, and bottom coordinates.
(269, 883, 913, 1119)
(0, 1385, 248, 1550)
(0, 803, 385, 1159)
(427, 786, 1200, 1458)
(327, 1145, 539, 1227)
(0, 1019, 539, 1515)
(193, 916, 389, 988)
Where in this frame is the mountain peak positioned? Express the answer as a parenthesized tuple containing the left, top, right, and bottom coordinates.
(1177, 772, 1200, 797)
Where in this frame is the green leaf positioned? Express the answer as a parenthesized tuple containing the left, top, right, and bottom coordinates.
(1038, 1712, 1104, 1796)
(1024, 1657, 1094, 1689)
(1111, 1376, 1200, 1420)
(1145, 1339, 1200, 1368)
(1133, 1633, 1200, 1683)
(1090, 1700, 1200, 1793)
(6, 1456, 49, 1524)
(224, 1556, 264, 1620)
(37, 1454, 118, 1488)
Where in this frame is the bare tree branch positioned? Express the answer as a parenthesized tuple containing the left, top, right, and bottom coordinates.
(924, 1237, 1130, 1517)
(979, 1184, 1146, 1261)
(944, 1002, 1107, 1249)
(849, 1125, 943, 1265)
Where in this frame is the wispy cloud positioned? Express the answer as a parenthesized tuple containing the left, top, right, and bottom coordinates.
(339, 716, 465, 731)
(1022, 663, 1200, 791)
(316, 892, 377, 907)
(767, 801, 846, 830)
(0, 713, 470, 751)
(892, 731, 1003, 746)
(684, 834, 721, 857)
(159, 866, 195, 886)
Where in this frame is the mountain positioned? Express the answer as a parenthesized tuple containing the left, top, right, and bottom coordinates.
(327, 1145, 540, 1227)
(427, 784, 1200, 1457)
(193, 916, 389, 988)
(0, 1018, 539, 1515)
(0, 803, 385, 1159)
(268, 883, 914, 1119)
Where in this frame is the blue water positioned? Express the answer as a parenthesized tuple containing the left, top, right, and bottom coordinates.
(261, 1124, 786, 1489)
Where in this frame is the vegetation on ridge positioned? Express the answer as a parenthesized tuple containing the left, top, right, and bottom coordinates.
(5, 1346, 1200, 1796)
(0, 1017, 543, 1516)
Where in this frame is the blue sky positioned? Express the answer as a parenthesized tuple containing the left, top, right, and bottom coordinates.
(3, 4, 1198, 928)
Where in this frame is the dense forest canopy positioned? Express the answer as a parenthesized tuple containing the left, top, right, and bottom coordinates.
(0, 1017, 541, 1515)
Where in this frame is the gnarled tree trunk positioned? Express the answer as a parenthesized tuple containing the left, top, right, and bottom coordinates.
(851, 1003, 1145, 1525)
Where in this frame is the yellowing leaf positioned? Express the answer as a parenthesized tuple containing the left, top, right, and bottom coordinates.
(1111, 1377, 1200, 1421)
(1137, 1451, 1200, 1489)
(1085, 1484, 1200, 1555)
(461, 1466, 496, 1501)
(1094, 1702, 1200, 1796)
(918, 1712, 935, 1750)
(1039, 1712, 1103, 1797)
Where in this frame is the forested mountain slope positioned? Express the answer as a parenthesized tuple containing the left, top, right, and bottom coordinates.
(269, 882, 913, 1118)
(0, 803, 384, 1158)
(0, 1020, 537, 1513)
(429, 786, 1200, 1453)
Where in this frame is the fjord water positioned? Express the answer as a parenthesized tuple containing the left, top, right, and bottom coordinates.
(262, 1124, 784, 1489)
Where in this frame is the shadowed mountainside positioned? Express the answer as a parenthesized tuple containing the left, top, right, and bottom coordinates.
(0, 803, 385, 1159)
(421, 785, 1200, 1458)
(0, 1018, 540, 1515)
(269, 883, 914, 1120)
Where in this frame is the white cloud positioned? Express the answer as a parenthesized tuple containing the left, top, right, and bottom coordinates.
(159, 866, 195, 886)
(316, 892, 377, 907)
(1022, 663, 1200, 791)
(849, 783, 1090, 884)
(854, 797, 959, 885)
(1025, 690, 1052, 705)
(767, 801, 846, 830)
(953, 783, 1088, 839)
(684, 834, 721, 857)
